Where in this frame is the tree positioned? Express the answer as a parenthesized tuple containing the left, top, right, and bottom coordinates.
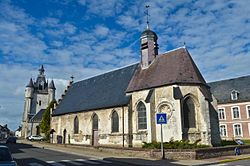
(40, 100, 56, 140)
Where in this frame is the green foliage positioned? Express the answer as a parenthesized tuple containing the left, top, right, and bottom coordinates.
(242, 140, 250, 145)
(220, 139, 250, 146)
(220, 140, 237, 146)
(142, 141, 161, 149)
(142, 139, 210, 149)
(40, 100, 56, 140)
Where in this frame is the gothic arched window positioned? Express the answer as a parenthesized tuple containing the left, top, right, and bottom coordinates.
(137, 101, 147, 130)
(92, 114, 98, 130)
(74, 116, 79, 134)
(111, 111, 119, 132)
(183, 97, 196, 128)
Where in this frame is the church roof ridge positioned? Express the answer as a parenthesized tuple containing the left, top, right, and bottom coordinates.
(53, 64, 138, 116)
(126, 47, 207, 93)
(74, 62, 139, 84)
(160, 46, 186, 56)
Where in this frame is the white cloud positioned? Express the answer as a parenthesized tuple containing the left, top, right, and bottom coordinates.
(0, 0, 249, 130)
(84, 0, 125, 17)
(94, 25, 109, 37)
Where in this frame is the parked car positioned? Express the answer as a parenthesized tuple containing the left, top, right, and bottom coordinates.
(6, 137, 17, 144)
(0, 145, 18, 166)
(28, 135, 44, 141)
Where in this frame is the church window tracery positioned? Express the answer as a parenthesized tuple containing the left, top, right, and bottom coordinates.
(111, 111, 119, 132)
(92, 114, 98, 130)
(183, 97, 196, 128)
(137, 101, 147, 130)
(74, 116, 79, 134)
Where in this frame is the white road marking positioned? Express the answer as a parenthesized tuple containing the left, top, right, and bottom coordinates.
(29, 163, 43, 166)
(75, 158, 100, 164)
(90, 158, 113, 164)
(46, 161, 66, 166)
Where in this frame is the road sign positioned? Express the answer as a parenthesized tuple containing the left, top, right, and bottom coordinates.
(156, 113, 167, 124)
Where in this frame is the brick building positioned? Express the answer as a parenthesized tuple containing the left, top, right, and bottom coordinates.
(209, 75, 250, 140)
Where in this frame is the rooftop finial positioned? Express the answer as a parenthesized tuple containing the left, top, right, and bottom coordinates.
(39, 65, 45, 75)
(70, 75, 74, 85)
(145, 5, 150, 29)
(70, 75, 74, 82)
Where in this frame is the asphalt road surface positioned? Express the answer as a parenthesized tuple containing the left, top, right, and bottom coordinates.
(211, 160, 250, 166)
(2, 143, 138, 166)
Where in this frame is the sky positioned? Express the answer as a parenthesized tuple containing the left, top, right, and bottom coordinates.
(0, 0, 249, 131)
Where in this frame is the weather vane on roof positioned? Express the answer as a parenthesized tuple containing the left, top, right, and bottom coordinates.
(145, 5, 150, 29)
(70, 75, 74, 82)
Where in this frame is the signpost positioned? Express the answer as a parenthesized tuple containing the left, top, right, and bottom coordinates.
(156, 113, 167, 159)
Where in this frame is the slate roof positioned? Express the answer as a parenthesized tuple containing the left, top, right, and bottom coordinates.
(30, 109, 46, 123)
(53, 64, 138, 116)
(49, 80, 56, 89)
(26, 78, 34, 87)
(209, 75, 250, 104)
(126, 47, 207, 92)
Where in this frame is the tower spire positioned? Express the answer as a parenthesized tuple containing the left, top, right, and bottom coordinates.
(145, 5, 150, 29)
(39, 65, 45, 75)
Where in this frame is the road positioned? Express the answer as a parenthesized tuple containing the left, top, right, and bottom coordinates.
(2, 143, 138, 166)
(212, 160, 250, 166)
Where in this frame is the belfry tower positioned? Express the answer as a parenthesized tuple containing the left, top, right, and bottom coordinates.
(140, 5, 159, 69)
(22, 65, 56, 138)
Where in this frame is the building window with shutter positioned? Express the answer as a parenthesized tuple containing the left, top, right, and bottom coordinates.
(232, 106, 240, 119)
(137, 101, 147, 130)
(220, 124, 227, 137)
(233, 124, 242, 137)
(218, 108, 226, 120)
(111, 111, 119, 132)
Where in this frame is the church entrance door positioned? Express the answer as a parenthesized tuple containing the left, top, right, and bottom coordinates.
(92, 114, 99, 146)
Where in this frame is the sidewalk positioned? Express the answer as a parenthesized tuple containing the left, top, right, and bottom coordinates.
(18, 139, 250, 166)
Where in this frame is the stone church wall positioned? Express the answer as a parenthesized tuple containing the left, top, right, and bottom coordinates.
(51, 84, 219, 147)
(129, 84, 217, 146)
(51, 106, 130, 146)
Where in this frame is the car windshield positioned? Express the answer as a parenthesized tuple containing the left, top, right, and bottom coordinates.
(0, 148, 12, 161)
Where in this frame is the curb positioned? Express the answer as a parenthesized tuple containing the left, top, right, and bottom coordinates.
(218, 156, 250, 164)
(201, 156, 250, 166)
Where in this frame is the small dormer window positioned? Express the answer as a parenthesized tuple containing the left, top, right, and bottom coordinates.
(231, 90, 239, 100)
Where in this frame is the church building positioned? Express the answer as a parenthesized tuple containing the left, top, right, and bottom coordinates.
(22, 65, 56, 138)
(51, 27, 221, 147)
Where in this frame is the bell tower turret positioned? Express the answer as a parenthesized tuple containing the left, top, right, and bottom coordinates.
(48, 80, 56, 103)
(140, 5, 159, 69)
(25, 78, 34, 98)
